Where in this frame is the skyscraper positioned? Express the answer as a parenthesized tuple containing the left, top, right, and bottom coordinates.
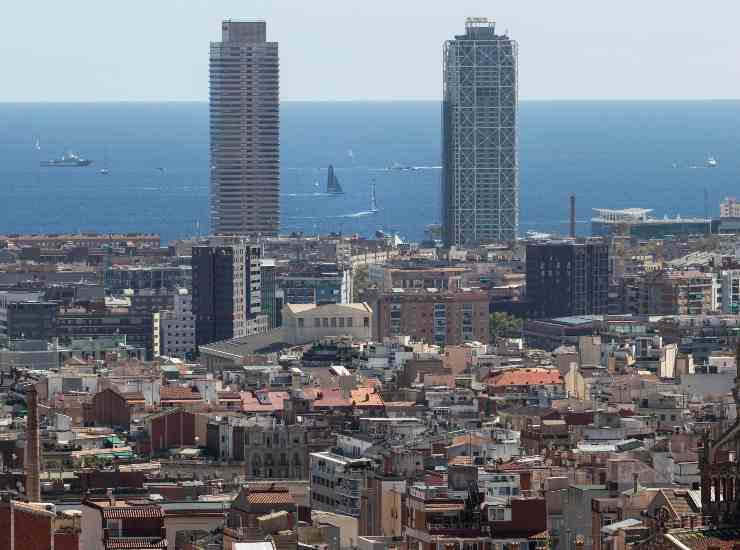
(210, 21, 280, 236)
(442, 18, 518, 247)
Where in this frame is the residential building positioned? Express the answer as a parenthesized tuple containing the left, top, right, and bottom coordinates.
(79, 498, 166, 550)
(154, 288, 195, 359)
(192, 243, 261, 348)
(104, 265, 192, 292)
(442, 18, 519, 246)
(310, 451, 373, 518)
(644, 271, 716, 315)
(526, 240, 609, 318)
(367, 263, 467, 292)
(210, 20, 280, 236)
(720, 197, 740, 218)
(277, 263, 351, 305)
(373, 288, 490, 346)
(261, 258, 280, 328)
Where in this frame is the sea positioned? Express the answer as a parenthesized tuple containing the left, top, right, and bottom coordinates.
(1, 100, 739, 244)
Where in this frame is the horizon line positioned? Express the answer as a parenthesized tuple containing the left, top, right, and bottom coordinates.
(1, 97, 740, 104)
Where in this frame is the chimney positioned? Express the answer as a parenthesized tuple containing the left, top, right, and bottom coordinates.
(107, 488, 116, 506)
(569, 193, 576, 238)
(25, 385, 41, 502)
(633, 472, 639, 495)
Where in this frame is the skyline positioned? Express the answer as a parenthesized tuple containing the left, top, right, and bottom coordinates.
(1, 0, 738, 102)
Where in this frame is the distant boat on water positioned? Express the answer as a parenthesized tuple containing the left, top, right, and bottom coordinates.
(326, 165, 344, 195)
(40, 152, 93, 167)
(706, 155, 718, 168)
(98, 148, 110, 175)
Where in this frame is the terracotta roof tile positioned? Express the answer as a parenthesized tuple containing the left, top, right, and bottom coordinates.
(105, 537, 167, 549)
(487, 368, 563, 388)
(101, 504, 164, 520)
(159, 386, 201, 401)
(247, 491, 296, 506)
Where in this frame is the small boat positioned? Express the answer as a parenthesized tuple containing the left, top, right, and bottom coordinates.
(41, 152, 93, 167)
(326, 165, 344, 195)
(98, 148, 110, 175)
(389, 162, 417, 172)
(706, 155, 718, 168)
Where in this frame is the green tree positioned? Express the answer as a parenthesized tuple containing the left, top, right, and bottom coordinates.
(489, 312, 523, 340)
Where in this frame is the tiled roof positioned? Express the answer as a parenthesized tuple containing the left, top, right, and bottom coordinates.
(217, 391, 241, 401)
(160, 386, 201, 401)
(101, 504, 164, 520)
(667, 528, 740, 550)
(350, 387, 384, 407)
(487, 368, 563, 387)
(105, 537, 167, 549)
(122, 392, 145, 403)
(247, 491, 296, 506)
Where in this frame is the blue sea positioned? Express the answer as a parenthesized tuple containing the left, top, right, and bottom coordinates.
(1, 101, 739, 244)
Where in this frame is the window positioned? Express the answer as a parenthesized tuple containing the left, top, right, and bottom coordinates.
(323, 318, 329, 327)
(363, 317, 369, 328)
(314, 318, 321, 328)
(331, 317, 337, 327)
(347, 318, 353, 327)
(298, 318, 304, 328)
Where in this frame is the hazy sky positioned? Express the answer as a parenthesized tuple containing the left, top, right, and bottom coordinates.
(2, 0, 738, 102)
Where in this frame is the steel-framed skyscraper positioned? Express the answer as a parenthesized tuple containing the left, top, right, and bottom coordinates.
(210, 21, 280, 236)
(442, 18, 518, 247)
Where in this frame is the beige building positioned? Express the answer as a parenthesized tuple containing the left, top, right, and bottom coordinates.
(283, 302, 372, 344)
(199, 302, 373, 370)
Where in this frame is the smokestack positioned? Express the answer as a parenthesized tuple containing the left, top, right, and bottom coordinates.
(633, 472, 639, 495)
(569, 193, 576, 238)
(735, 342, 740, 419)
(25, 385, 41, 502)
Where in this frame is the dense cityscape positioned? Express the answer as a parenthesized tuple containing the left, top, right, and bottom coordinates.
(3, 14, 740, 550)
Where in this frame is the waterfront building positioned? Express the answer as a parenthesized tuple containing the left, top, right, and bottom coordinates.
(720, 197, 740, 218)
(591, 208, 715, 239)
(442, 18, 518, 246)
(209, 20, 280, 236)
(526, 240, 609, 318)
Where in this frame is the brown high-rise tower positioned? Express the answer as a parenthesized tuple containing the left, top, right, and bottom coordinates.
(25, 385, 41, 502)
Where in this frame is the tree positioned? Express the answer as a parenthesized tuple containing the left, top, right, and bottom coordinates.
(489, 312, 523, 340)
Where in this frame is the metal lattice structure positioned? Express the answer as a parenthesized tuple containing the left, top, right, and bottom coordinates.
(442, 18, 518, 247)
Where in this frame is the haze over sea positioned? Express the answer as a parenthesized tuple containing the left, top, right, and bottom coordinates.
(1, 100, 739, 244)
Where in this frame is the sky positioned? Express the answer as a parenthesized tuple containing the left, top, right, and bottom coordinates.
(1, 0, 738, 102)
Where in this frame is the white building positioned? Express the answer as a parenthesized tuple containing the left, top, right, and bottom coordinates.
(720, 197, 740, 218)
(154, 289, 195, 359)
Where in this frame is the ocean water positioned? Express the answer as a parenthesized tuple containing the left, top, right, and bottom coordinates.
(1, 100, 739, 244)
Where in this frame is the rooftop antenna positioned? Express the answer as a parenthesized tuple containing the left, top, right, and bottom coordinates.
(704, 187, 711, 235)
(569, 193, 576, 239)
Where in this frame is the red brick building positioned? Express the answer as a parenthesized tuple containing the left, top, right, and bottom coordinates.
(80, 498, 166, 550)
(145, 409, 197, 454)
(91, 389, 144, 430)
(373, 288, 490, 346)
(0, 499, 79, 550)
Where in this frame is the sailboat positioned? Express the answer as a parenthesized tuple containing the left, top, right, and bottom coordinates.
(369, 180, 378, 213)
(326, 165, 344, 195)
(98, 148, 110, 175)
